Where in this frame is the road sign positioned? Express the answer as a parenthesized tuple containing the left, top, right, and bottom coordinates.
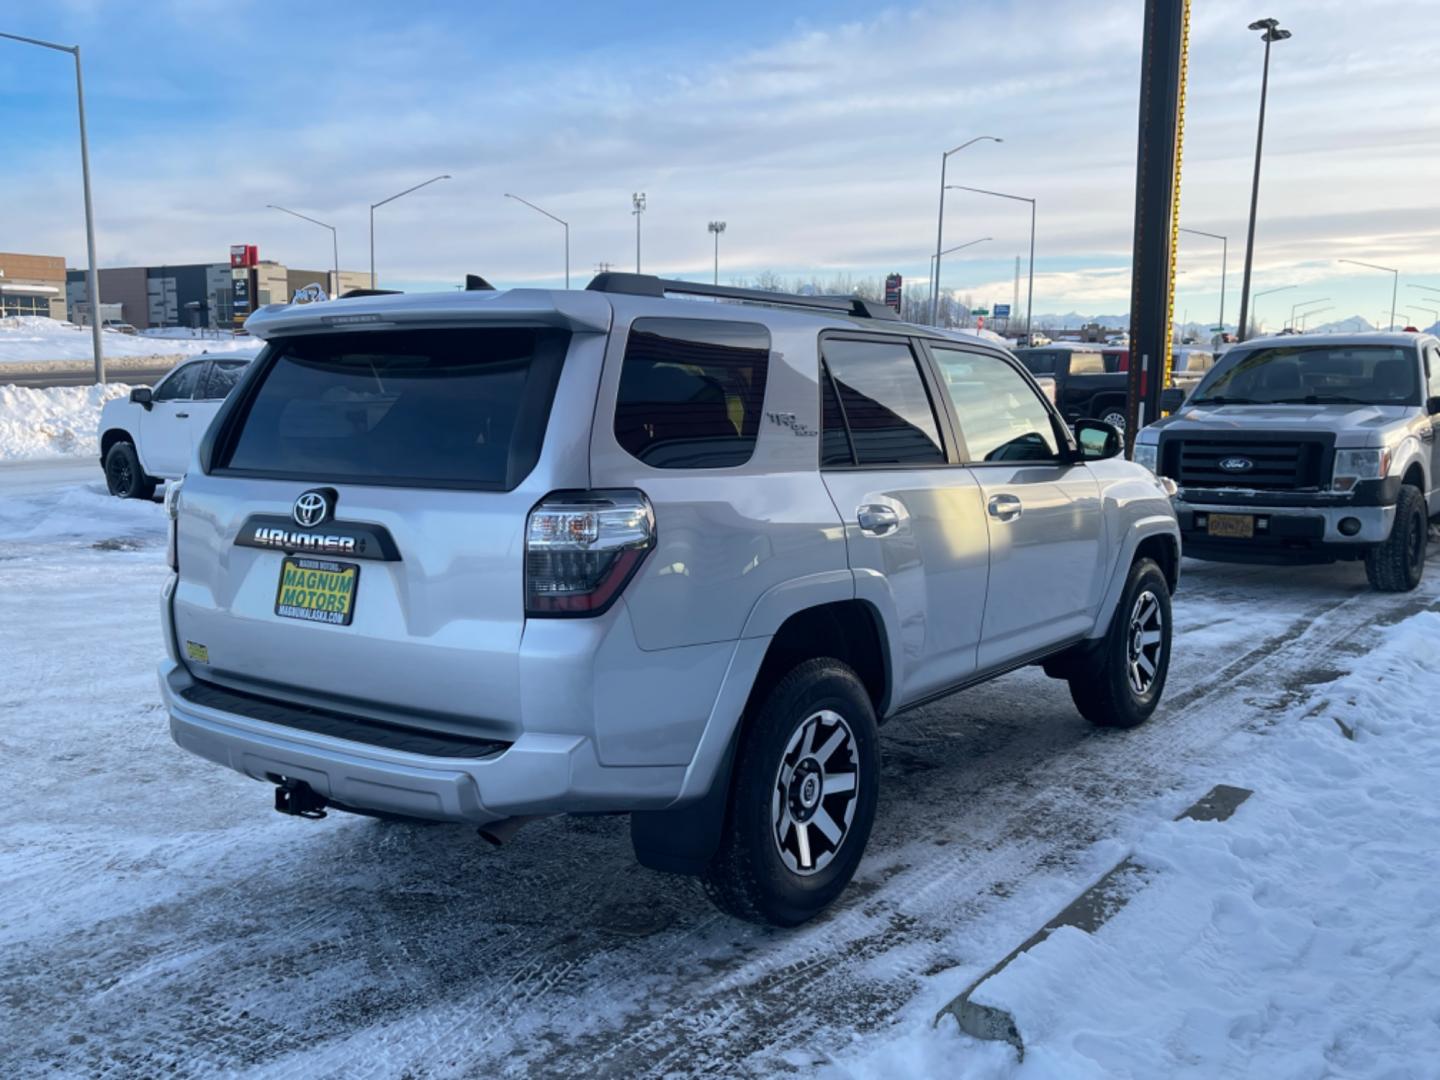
(994, 304, 1011, 318)
(884, 273, 903, 313)
(973, 308, 989, 316)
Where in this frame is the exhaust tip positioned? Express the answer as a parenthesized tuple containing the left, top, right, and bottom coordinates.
(477, 814, 544, 847)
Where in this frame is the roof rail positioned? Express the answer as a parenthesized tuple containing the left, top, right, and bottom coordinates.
(340, 288, 403, 299)
(586, 272, 900, 321)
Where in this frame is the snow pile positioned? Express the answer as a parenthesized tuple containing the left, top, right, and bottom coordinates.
(0, 315, 256, 363)
(832, 609, 1440, 1079)
(0, 383, 130, 462)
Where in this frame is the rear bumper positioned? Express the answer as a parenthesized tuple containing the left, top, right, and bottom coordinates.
(160, 660, 688, 824)
(1176, 498, 1394, 564)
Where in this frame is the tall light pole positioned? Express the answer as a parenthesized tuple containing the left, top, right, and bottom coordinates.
(632, 192, 647, 273)
(931, 136, 1002, 325)
(369, 174, 450, 289)
(1339, 258, 1399, 331)
(1287, 296, 1330, 330)
(2, 31, 104, 382)
(1235, 18, 1291, 342)
(1249, 283, 1295, 336)
(1179, 227, 1228, 334)
(1406, 304, 1439, 331)
(707, 221, 726, 285)
(267, 205, 338, 298)
(927, 237, 993, 322)
(505, 193, 569, 289)
(947, 184, 1035, 344)
(1296, 306, 1332, 332)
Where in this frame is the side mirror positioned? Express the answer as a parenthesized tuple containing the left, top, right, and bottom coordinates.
(130, 387, 153, 410)
(1428, 396, 1440, 416)
(1160, 387, 1187, 414)
(1074, 418, 1123, 461)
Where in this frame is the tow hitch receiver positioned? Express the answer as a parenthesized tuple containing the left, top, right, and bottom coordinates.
(274, 778, 328, 819)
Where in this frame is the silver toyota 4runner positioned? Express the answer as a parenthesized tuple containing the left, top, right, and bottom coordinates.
(1136, 332, 1439, 591)
(160, 274, 1180, 925)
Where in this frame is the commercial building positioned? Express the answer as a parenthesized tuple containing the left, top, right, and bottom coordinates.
(0, 252, 68, 319)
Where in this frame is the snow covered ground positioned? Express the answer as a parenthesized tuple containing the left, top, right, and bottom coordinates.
(1, 465, 1437, 1078)
(0, 316, 256, 364)
(0, 383, 130, 463)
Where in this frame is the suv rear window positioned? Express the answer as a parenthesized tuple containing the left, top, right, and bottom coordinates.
(216, 327, 568, 490)
(614, 318, 770, 469)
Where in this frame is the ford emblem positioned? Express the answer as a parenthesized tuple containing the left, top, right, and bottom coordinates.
(292, 489, 333, 528)
(1218, 457, 1254, 473)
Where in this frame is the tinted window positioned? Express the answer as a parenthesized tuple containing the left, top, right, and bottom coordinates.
(1067, 351, 1106, 375)
(153, 363, 203, 402)
(1193, 345, 1420, 406)
(1427, 346, 1440, 399)
(219, 328, 567, 490)
(933, 348, 1060, 463)
(821, 339, 945, 465)
(200, 360, 247, 400)
(820, 364, 854, 466)
(614, 318, 769, 469)
(1016, 350, 1054, 375)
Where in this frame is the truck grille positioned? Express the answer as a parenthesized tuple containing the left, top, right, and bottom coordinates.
(1167, 437, 1328, 490)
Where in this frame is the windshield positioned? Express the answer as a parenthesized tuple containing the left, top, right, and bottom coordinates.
(1191, 344, 1419, 406)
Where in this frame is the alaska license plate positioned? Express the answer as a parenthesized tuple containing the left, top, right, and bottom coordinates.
(1207, 513, 1255, 539)
(275, 557, 359, 626)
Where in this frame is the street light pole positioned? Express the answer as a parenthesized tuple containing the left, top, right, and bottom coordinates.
(927, 237, 994, 296)
(1235, 18, 1291, 342)
(1178, 227, 1228, 335)
(946, 184, 1036, 343)
(931, 136, 1002, 326)
(504, 194, 569, 289)
(266, 205, 339, 298)
(1297, 306, 1332, 332)
(632, 193, 647, 273)
(1287, 296, 1330, 330)
(1248, 283, 1295, 335)
(707, 221, 726, 284)
(369, 174, 451, 289)
(1338, 258, 1400, 331)
(1, 32, 105, 381)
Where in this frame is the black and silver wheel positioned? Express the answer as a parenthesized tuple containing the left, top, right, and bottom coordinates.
(104, 441, 156, 500)
(1098, 407, 1128, 432)
(1068, 556, 1171, 729)
(702, 658, 879, 926)
(1365, 485, 1427, 592)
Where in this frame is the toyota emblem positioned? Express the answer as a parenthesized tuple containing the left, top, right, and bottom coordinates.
(292, 489, 333, 528)
(1218, 457, 1254, 473)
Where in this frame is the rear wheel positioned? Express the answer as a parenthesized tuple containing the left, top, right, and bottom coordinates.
(104, 441, 156, 500)
(1097, 405, 1128, 432)
(701, 659, 879, 926)
(1365, 485, 1427, 592)
(1068, 557, 1171, 728)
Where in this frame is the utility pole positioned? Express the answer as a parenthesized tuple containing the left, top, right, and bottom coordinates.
(632, 192, 647, 273)
(1013, 256, 1020, 336)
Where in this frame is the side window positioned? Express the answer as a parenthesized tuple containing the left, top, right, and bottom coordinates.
(1018, 350, 1052, 375)
(820, 338, 946, 466)
(200, 361, 247, 400)
(819, 364, 854, 466)
(614, 318, 770, 469)
(932, 348, 1061, 463)
(152, 362, 203, 402)
(1427, 346, 1440, 399)
(1068, 351, 1106, 374)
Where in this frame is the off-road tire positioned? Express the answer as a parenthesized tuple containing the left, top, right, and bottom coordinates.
(701, 659, 879, 927)
(104, 441, 156, 500)
(1068, 557, 1171, 729)
(1365, 485, 1427, 592)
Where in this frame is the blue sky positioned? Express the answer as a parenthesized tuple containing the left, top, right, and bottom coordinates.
(4, 0, 1439, 329)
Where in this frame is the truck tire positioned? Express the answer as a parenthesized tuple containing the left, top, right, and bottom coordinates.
(1097, 404, 1128, 431)
(1068, 557, 1171, 729)
(104, 441, 156, 500)
(1365, 485, 1427, 592)
(701, 658, 879, 927)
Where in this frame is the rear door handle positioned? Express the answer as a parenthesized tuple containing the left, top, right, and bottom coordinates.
(987, 493, 1023, 522)
(174, 412, 190, 419)
(857, 504, 900, 536)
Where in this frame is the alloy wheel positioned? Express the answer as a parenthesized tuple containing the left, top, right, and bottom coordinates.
(1126, 589, 1164, 695)
(772, 710, 860, 876)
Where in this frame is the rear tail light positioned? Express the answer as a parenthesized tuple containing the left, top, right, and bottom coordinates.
(164, 478, 184, 571)
(525, 490, 654, 616)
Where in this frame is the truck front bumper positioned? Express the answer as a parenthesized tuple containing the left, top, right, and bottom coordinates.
(1175, 497, 1395, 564)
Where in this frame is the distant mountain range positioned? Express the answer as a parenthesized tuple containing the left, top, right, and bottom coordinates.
(1031, 313, 1440, 338)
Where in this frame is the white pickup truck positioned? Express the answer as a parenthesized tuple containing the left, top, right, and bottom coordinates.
(100, 354, 255, 498)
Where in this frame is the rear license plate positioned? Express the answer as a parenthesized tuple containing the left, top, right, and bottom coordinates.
(1207, 513, 1255, 539)
(275, 557, 359, 626)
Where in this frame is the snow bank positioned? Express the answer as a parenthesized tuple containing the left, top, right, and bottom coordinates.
(0, 315, 256, 363)
(832, 609, 1440, 1078)
(0, 383, 130, 462)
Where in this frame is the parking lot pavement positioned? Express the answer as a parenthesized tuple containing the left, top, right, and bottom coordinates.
(2, 474, 1436, 1078)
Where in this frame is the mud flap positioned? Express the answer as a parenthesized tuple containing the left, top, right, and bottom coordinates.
(630, 730, 739, 876)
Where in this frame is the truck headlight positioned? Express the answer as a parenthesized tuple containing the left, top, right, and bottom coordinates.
(1332, 448, 1391, 492)
(1133, 443, 1159, 474)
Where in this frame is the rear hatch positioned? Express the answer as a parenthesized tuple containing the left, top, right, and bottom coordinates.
(171, 314, 604, 737)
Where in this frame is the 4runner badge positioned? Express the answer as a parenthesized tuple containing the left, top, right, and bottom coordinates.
(767, 411, 818, 437)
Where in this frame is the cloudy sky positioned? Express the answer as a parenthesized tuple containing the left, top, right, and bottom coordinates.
(4, 0, 1438, 328)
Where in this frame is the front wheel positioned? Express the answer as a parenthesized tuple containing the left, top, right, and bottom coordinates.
(104, 441, 156, 500)
(1098, 406, 1128, 432)
(701, 659, 879, 927)
(1365, 486, 1427, 592)
(1068, 557, 1172, 728)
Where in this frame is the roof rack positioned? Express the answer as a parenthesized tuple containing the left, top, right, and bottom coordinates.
(340, 288, 403, 299)
(586, 272, 900, 321)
